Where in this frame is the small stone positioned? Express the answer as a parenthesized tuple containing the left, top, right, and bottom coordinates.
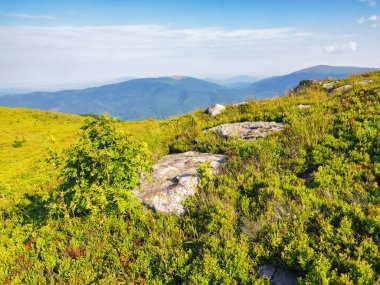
(207, 104, 226, 117)
(322, 81, 339, 90)
(296, 104, 311, 109)
(232, 102, 248, 107)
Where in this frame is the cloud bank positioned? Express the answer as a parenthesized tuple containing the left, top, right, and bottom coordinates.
(0, 25, 374, 88)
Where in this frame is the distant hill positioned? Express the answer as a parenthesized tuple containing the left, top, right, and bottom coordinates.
(246, 65, 377, 97)
(206, 75, 262, 89)
(0, 76, 246, 121)
(0, 65, 375, 121)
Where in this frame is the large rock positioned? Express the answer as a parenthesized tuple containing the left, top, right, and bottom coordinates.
(207, 121, 284, 140)
(134, 151, 226, 215)
(207, 104, 226, 117)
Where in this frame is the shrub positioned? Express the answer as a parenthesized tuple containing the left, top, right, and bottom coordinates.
(49, 115, 151, 217)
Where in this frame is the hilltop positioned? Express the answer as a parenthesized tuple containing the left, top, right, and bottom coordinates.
(0, 71, 379, 284)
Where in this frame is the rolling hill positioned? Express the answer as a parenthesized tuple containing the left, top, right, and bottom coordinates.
(0, 76, 246, 121)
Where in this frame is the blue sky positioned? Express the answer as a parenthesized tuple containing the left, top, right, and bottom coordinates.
(0, 0, 379, 89)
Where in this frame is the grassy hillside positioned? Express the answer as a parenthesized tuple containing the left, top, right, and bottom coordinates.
(0, 71, 379, 284)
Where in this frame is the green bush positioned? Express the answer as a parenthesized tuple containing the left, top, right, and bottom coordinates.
(49, 115, 151, 217)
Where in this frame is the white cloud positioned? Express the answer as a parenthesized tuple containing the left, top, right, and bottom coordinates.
(0, 25, 376, 89)
(359, 0, 377, 7)
(324, 41, 358, 54)
(5, 13, 58, 20)
(357, 14, 379, 24)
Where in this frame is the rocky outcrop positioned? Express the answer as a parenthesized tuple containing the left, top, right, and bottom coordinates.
(258, 265, 298, 285)
(207, 121, 284, 140)
(134, 151, 226, 215)
(207, 104, 225, 117)
(293, 80, 319, 92)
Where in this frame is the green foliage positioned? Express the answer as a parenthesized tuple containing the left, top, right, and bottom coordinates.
(49, 115, 151, 217)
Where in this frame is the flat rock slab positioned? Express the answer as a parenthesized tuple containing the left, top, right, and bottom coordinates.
(134, 151, 226, 215)
(207, 121, 284, 140)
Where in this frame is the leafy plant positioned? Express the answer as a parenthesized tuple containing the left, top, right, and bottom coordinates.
(49, 115, 151, 217)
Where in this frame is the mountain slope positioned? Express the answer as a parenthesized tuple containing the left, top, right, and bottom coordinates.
(0, 76, 245, 121)
(247, 65, 377, 97)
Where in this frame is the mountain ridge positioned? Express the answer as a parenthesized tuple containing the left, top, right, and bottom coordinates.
(0, 65, 377, 121)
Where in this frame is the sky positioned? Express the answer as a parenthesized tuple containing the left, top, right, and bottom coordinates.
(0, 0, 379, 89)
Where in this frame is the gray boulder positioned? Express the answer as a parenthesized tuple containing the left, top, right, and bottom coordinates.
(333, 84, 353, 93)
(271, 269, 298, 285)
(207, 121, 284, 140)
(258, 265, 298, 285)
(134, 151, 226, 215)
(322, 81, 339, 90)
(207, 104, 226, 117)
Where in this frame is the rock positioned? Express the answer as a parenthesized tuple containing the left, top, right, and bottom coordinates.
(322, 81, 339, 90)
(271, 269, 298, 285)
(207, 121, 284, 140)
(356, 79, 374, 85)
(134, 151, 226, 215)
(330, 80, 374, 94)
(333, 84, 352, 93)
(294, 80, 319, 92)
(207, 104, 226, 117)
(258, 265, 298, 285)
(232, 102, 248, 107)
(258, 265, 276, 279)
(296, 104, 311, 109)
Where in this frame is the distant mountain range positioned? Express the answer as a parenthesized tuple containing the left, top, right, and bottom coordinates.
(0, 65, 376, 120)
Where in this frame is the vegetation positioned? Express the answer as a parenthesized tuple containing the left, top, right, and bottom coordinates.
(0, 71, 379, 284)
